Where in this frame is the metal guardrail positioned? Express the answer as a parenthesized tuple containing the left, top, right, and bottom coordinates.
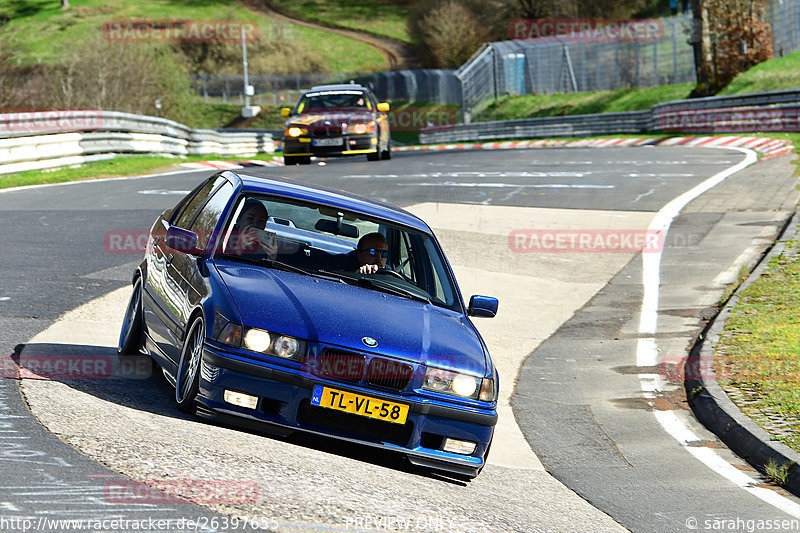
(420, 89, 800, 144)
(0, 110, 274, 175)
(652, 89, 800, 112)
(421, 111, 651, 144)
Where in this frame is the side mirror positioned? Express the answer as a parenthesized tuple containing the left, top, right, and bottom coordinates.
(377, 102, 390, 112)
(280, 107, 291, 117)
(166, 226, 203, 255)
(468, 295, 498, 318)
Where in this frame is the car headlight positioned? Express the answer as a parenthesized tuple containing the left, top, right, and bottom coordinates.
(423, 367, 493, 401)
(244, 328, 271, 353)
(243, 327, 305, 360)
(347, 122, 374, 135)
(285, 127, 307, 137)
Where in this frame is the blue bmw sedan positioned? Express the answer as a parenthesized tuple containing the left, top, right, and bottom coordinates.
(118, 171, 499, 478)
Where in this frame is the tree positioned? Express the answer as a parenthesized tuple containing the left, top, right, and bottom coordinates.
(60, 0, 69, 10)
(689, 0, 713, 96)
(408, 0, 490, 68)
(691, 0, 772, 95)
(44, 34, 197, 123)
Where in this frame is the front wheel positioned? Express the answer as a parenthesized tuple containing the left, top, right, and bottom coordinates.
(381, 142, 391, 160)
(118, 277, 143, 356)
(175, 315, 204, 414)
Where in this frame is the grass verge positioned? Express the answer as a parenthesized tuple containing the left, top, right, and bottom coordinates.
(720, 50, 800, 96)
(476, 84, 694, 122)
(0, 153, 275, 190)
(715, 239, 800, 452)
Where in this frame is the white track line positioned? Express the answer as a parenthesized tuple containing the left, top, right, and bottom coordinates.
(637, 147, 800, 517)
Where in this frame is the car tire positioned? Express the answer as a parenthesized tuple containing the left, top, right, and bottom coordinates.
(284, 155, 299, 166)
(298, 156, 312, 165)
(175, 315, 204, 414)
(118, 277, 143, 357)
(381, 142, 391, 160)
(367, 150, 380, 161)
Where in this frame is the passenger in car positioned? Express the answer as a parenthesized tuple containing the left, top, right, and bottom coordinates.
(228, 199, 278, 259)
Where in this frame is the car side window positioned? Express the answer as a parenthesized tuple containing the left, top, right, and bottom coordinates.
(173, 176, 228, 229)
(190, 181, 234, 249)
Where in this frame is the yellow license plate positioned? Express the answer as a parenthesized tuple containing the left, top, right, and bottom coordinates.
(311, 385, 409, 425)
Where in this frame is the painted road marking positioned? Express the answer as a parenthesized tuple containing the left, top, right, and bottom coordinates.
(400, 182, 615, 189)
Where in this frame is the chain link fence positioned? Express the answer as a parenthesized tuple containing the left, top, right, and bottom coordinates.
(458, 15, 696, 120)
(770, 0, 800, 57)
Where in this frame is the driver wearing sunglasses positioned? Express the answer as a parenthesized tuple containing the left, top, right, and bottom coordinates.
(355, 232, 389, 274)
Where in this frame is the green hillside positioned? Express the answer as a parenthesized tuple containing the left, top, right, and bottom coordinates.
(1, 0, 386, 72)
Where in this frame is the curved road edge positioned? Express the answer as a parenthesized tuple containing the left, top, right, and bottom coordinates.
(687, 212, 800, 495)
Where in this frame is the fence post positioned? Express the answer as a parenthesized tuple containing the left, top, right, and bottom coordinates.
(579, 40, 586, 91)
(673, 20, 679, 82)
(653, 40, 658, 85)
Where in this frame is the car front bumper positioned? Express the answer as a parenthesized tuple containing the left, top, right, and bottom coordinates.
(197, 346, 496, 477)
(282, 134, 378, 157)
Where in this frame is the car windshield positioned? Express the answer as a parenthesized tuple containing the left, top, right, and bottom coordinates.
(216, 194, 460, 311)
(296, 91, 369, 113)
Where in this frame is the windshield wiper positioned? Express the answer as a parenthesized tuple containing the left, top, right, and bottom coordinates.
(318, 270, 431, 304)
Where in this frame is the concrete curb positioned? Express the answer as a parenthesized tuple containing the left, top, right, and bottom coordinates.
(687, 212, 800, 494)
(257, 135, 793, 169)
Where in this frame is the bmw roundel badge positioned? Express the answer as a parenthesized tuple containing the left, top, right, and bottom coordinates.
(362, 336, 378, 348)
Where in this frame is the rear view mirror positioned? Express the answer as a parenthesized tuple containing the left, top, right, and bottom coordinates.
(314, 219, 359, 238)
(281, 107, 291, 117)
(377, 102, 390, 112)
(468, 295, 498, 318)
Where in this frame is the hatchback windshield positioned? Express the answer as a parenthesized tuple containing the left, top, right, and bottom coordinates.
(216, 195, 460, 311)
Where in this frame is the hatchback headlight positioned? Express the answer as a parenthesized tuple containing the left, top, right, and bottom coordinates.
(423, 367, 494, 401)
(243, 327, 305, 360)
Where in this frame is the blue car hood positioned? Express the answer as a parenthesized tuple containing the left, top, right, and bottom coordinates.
(215, 262, 488, 375)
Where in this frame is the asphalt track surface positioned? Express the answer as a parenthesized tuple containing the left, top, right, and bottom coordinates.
(1, 147, 798, 532)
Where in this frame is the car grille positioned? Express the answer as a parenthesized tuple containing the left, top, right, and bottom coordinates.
(297, 400, 412, 446)
(366, 358, 414, 391)
(310, 125, 341, 137)
(315, 349, 366, 382)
